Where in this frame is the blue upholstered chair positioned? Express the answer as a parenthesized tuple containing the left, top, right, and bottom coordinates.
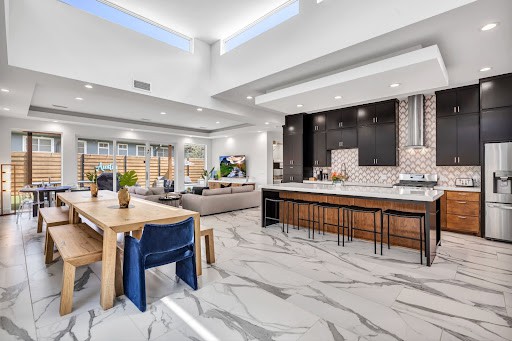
(123, 217, 198, 312)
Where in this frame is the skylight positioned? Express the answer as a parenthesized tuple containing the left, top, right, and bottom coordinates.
(222, 0, 300, 54)
(58, 0, 192, 52)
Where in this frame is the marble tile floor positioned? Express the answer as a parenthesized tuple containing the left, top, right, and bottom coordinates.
(0, 208, 511, 341)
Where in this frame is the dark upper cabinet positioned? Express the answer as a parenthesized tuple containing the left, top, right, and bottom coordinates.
(357, 105, 376, 126)
(283, 132, 303, 166)
(312, 132, 329, 167)
(326, 128, 357, 150)
(436, 90, 457, 117)
(284, 114, 304, 134)
(480, 73, 512, 110)
(326, 107, 358, 130)
(282, 165, 302, 183)
(436, 116, 458, 166)
(436, 85, 479, 117)
(457, 114, 480, 166)
(311, 113, 326, 133)
(436, 114, 480, 166)
(481, 107, 512, 142)
(357, 124, 396, 166)
(375, 123, 396, 166)
(357, 126, 376, 166)
(375, 101, 396, 124)
(341, 107, 358, 128)
(326, 109, 341, 130)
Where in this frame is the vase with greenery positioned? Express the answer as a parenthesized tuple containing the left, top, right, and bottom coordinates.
(201, 167, 215, 186)
(86, 169, 98, 197)
(117, 170, 138, 208)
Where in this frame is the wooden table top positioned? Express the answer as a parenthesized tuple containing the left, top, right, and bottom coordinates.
(57, 190, 117, 205)
(72, 197, 199, 233)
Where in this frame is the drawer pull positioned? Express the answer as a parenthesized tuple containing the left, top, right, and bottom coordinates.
(458, 216, 467, 219)
(456, 201, 467, 204)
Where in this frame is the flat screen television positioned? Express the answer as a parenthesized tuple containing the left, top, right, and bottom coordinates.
(219, 155, 246, 178)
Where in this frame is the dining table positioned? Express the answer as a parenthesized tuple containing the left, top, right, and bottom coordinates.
(56, 190, 202, 310)
(20, 185, 72, 217)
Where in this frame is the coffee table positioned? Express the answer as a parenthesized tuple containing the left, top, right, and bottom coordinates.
(158, 195, 181, 207)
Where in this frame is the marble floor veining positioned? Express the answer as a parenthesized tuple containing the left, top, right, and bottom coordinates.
(0, 208, 511, 341)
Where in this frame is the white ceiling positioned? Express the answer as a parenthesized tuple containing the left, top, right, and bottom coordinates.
(217, 0, 512, 113)
(107, 0, 290, 44)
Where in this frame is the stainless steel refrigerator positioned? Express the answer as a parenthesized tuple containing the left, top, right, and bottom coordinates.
(485, 142, 512, 242)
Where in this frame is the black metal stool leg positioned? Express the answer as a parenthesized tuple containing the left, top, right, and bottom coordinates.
(387, 214, 390, 249)
(380, 212, 383, 255)
(419, 217, 423, 265)
(264, 199, 267, 228)
(373, 212, 377, 255)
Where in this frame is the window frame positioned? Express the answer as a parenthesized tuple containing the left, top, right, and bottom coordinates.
(117, 143, 129, 156)
(77, 140, 87, 154)
(98, 142, 110, 155)
(154, 146, 168, 157)
(22, 136, 55, 153)
(136, 145, 146, 157)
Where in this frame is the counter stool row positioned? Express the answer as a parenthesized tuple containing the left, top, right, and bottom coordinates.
(263, 198, 426, 263)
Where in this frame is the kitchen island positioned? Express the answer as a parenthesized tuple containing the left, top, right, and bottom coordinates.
(260, 182, 444, 266)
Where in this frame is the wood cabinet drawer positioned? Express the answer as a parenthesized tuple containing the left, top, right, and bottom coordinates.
(447, 200, 479, 216)
(446, 191, 480, 202)
(446, 214, 479, 234)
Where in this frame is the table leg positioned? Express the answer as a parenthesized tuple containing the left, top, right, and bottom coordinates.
(100, 227, 117, 310)
(56, 196, 62, 207)
(425, 202, 431, 266)
(193, 213, 202, 276)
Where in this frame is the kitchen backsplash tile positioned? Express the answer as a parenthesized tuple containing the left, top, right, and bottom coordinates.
(318, 95, 481, 186)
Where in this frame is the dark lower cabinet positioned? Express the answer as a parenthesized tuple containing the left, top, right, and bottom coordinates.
(326, 128, 357, 150)
(436, 114, 479, 166)
(283, 166, 302, 183)
(358, 124, 396, 166)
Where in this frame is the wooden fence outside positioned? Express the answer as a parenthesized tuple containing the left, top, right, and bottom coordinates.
(10, 152, 206, 194)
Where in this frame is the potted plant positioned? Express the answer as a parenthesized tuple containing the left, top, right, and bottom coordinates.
(201, 167, 215, 186)
(86, 169, 98, 197)
(117, 170, 138, 208)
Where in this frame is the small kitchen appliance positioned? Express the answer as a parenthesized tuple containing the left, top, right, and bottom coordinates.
(455, 178, 474, 187)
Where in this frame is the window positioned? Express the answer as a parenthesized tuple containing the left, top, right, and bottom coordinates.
(23, 136, 55, 153)
(117, 143, 128, 156)
(98, 142, 110, 155)
(153, 146, 168, 157)
(222, 0, 299, 54)
(77, 140, 87, 154)
(59, 0, 192, 52)
(136, 145, 146, 157)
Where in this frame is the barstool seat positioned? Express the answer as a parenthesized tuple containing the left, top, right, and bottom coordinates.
(345, 205, 382, 255)
(382, 209, 426, 264)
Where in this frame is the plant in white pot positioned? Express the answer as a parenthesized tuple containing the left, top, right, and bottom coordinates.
(118, 170, 138, 208)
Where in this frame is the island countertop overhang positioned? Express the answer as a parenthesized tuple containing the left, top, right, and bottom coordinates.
(260, 183, 444, 202)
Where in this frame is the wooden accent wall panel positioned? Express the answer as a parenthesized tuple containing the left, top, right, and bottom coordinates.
(278, 192, 431, 250)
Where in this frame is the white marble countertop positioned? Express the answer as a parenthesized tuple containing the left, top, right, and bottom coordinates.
(433, 185, 481, 193)
(303, 180, 393, 188)
(261, 182, 444, 202)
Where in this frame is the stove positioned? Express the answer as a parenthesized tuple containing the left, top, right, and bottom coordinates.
(393, 173, 438, 190)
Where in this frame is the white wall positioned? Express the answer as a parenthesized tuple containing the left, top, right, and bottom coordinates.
(211, 131, 282, 187)
(0, 116, 212, 209)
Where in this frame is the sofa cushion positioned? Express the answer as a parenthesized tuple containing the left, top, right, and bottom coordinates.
(135, 187, 150, 196)
(128, 186, 137, 194)
(150, 187, 165, 195)
(232, 185, 254, 193)
(202, 187, 231, 196)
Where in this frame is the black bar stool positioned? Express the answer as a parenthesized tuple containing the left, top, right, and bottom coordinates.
(345, 206, 383, 255)
(311, 203, 347, 240)
(339, 206, 351, 247)
(293, 200, 313, 237)
(382, 209, 426, 264)
(263, 198, 285, 232)
(283, 199, 302, 233)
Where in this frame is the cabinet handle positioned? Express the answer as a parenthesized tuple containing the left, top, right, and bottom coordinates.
(454, 157, 457, 163)
(338, 142, 341, 147)
(457, 157, 460, 163)
(456, 201, 467, 204)
(341, 141, 344, 147)
(375, 117, 378, 123)
(458, 216, 467, 219)
(376, 158, 378, 164)
(340, 122, 343, 128)
(453, 106, 457, 113)
(458, 106, 460, 113)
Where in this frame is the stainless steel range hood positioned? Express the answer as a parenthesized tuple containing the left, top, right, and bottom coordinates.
(406, 94, 425, 148)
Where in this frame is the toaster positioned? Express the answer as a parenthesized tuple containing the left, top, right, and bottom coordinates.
(455, 178, 474, 187)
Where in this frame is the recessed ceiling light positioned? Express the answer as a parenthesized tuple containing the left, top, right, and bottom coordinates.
(53, 120, 59, 123)
(197, 108, 203, 112)
(480, 67, 492, 72)
(215, 121, 220, 124)
(334, 96, 342, 100)
(130, 129, 134, 131)
(75, 97, 84, 101)
(297, 104, 303, 108)
(317, 0, 324, 3)
(246, 96, 253, 100)
(257, 130, 262, 133)
(265, 122, 269, 125)
(481, 23, 498, 31)
(3, 107, 10, 111)
(390, 83, 400, 88)
(1, 88, 9, 93)
(160, 112, 167, 115)
(84, 84, 93, 89)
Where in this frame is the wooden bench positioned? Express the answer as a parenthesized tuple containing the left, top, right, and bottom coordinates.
(46, 223, 123, 315)
(38, 206, 69, 233)
(200, 227, 215, 264)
